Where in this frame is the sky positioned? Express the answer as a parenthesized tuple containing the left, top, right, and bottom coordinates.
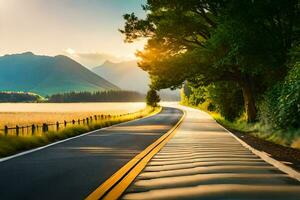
(0, 0, 146, 67)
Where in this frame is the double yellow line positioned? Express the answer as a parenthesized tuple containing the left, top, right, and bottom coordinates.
(86, 109, 186, 200)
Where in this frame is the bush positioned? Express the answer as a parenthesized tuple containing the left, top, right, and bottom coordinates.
(259, 62, 300, 129)
(208, 82, 244, 121)
(181, 82, 208, 107)
(146, 89, 160, 107)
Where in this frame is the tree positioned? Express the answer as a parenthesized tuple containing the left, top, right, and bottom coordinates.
(121, 0, 299, 122)
(146, 89, 160, 107)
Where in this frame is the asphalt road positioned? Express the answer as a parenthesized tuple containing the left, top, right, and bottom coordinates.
(0, 107, 183, 200)
(123, 105, 300, 200)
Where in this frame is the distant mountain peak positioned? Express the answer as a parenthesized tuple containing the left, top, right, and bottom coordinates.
(20, 52, 35, 56)
(2, 52, 35, 57)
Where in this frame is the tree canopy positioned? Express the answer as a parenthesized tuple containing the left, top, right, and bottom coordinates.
(121, 0, 299, 122)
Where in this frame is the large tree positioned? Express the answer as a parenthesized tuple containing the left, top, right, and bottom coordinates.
(121, 0, 299, 122)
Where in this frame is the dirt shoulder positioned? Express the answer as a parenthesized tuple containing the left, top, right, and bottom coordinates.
(226, 127, 300, 172)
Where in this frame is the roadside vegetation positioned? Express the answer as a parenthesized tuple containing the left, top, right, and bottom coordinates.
(146, 89, 160, 107)
(181, 61, 300, 150)
(0, 106, 160, 158)
(121, 1, 299, 150)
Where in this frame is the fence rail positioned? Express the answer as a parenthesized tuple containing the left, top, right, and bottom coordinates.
(0, 113, 130, 136)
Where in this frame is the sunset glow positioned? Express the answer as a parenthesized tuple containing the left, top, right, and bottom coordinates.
(0, 0, 146, 67)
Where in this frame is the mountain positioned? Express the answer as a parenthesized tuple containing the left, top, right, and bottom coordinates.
(0, 52, 119, 96)
(92, 60, 180, 100)
(92, 60, 149, 93)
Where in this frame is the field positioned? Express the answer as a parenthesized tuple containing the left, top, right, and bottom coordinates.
(0, 103, 159, 157)
(0, 102, 146, 127)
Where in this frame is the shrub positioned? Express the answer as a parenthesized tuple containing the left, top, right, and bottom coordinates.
(146, 89, 160, 107)
(259, 62, 300, 129)
(207, 82, 244, 121)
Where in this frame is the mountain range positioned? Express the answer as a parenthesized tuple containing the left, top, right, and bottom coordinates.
(92, 60, 148, 93)
(0, 52, 119, 96)
(92, 61, 180, 100)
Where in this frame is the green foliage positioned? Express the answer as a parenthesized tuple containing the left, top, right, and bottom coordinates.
(146, 89, 160, 107)
(213, 112, 300, 149)
(182, 81, 243, 121)
(259, 62, 300, 129)
(121, 0, 299, 121)
(208, 82, 244, 121)
(47, 90, 145, 102)
(0, 91, 43, 102)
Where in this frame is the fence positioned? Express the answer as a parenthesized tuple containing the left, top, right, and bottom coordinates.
(0, 113, 130, 136)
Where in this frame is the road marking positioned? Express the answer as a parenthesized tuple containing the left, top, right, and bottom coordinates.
(225, 128, 300, 182)
(85, 110, 186, 200)
(0, 107, 162, 163)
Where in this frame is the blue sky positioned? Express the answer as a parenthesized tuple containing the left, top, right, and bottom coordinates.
(0, 0, 146, 67)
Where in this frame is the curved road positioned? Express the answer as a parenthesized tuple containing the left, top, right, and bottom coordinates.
(0, 107, 183, 200)
(123, 104, 300, 200)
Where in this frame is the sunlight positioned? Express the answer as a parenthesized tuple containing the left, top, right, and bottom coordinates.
(65, 48, 75, 55)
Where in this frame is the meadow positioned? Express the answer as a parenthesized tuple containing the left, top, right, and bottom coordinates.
(0, 103, 159, 157)
(0, 102, 145, 128)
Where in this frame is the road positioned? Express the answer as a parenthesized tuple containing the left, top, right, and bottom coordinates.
(0, 107, 183, 200)
(123, 104, 300, 200)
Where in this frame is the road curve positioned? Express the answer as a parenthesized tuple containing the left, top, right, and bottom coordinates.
(122, 104, 300, 200)
(0, 107, 183, 200)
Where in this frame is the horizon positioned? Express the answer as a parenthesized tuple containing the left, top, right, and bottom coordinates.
(0, 51, 138, 68)
(0, 0, 145, 68)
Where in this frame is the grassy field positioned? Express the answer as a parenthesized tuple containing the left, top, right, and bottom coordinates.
(0, 105, 160, 158)
(0, 102, 145, 127)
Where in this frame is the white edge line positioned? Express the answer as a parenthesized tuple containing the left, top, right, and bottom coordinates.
(184, 105, 300, 182)
(223, 126, 300, 182)
(0, 107, 163, 163)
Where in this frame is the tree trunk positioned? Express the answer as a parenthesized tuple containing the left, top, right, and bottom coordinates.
(240, 77, 257, 122)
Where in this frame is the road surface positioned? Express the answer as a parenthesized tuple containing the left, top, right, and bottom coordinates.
(122, 105, 300, 200)
(0, 107, 183, 200)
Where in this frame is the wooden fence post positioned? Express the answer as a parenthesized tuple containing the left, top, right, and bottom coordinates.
(56, 122, 59, 131)
(64, 120, 67, 127)
(42, 123, 48, 133)
(78, 119, 80, 124)
(72, 120, 75, 125)
(32, 124, 35, 135)
(4, 125, 8, 136)
(42, 123, 45, 133)
(16, 125, 19, 136)
(83, 119, 85, 124)
(86, 118, 89, 125)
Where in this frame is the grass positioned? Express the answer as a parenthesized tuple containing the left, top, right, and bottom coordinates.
(181, 102, 300, 150)
(212, 113, 300, 150)
(0, 102, 145, 127)
(0, 106, 161, 158)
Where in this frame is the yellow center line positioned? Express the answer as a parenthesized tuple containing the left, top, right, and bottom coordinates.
(85, 109, 186, 200)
